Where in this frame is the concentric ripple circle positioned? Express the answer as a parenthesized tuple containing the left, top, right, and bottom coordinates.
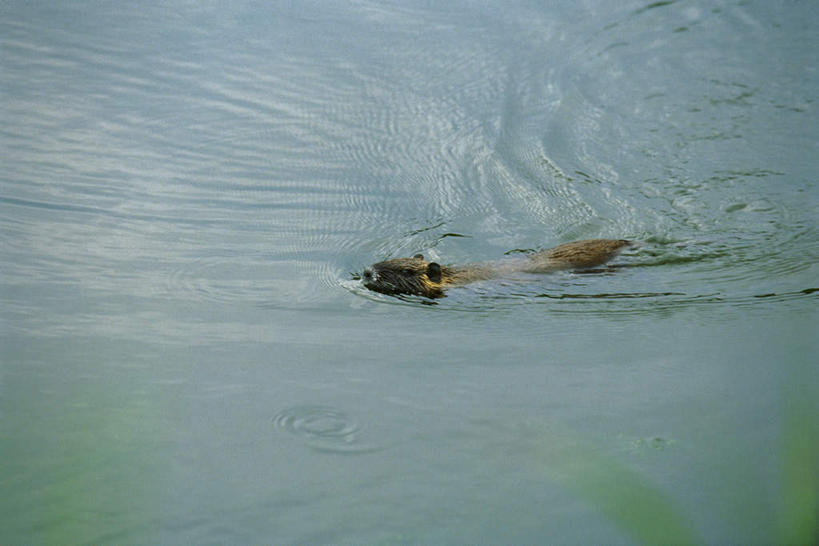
(273, 406, 385, 455)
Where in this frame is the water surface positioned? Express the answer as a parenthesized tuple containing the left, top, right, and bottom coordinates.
(2, 1, 817, 543)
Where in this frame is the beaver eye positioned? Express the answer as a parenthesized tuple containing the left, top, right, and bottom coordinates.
(402, 269, 413, 276)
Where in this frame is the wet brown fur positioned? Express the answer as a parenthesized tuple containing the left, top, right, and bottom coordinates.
(362, 238, 633, 298)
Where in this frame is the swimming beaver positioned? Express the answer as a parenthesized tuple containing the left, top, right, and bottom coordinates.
(362, 238, 633, 298)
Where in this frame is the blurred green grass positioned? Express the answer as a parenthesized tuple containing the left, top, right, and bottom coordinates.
(535, 406, 818, 545)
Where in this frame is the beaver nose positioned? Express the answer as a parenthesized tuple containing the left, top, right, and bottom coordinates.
(362, 268, 374, 282)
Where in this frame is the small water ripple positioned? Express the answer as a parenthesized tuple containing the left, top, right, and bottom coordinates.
(273, 406, 385, 455)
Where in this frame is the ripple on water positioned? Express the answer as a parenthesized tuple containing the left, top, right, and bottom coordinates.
(165, 253, 349, 308)
(273, 406, 385, 455)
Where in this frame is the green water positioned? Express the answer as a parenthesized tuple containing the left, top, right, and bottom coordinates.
(1, 1, 817, 543)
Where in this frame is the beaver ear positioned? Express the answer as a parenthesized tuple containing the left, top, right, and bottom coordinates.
(413, 254, 424, 260)
(427, 262, 442, 283)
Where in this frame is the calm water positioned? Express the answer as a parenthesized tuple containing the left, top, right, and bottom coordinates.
(2, 1, 817, 543)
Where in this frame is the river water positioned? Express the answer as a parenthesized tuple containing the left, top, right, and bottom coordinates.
(2, 1, 817, 543)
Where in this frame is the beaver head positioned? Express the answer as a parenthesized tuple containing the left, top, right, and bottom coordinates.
(362, 254, 446, 298)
